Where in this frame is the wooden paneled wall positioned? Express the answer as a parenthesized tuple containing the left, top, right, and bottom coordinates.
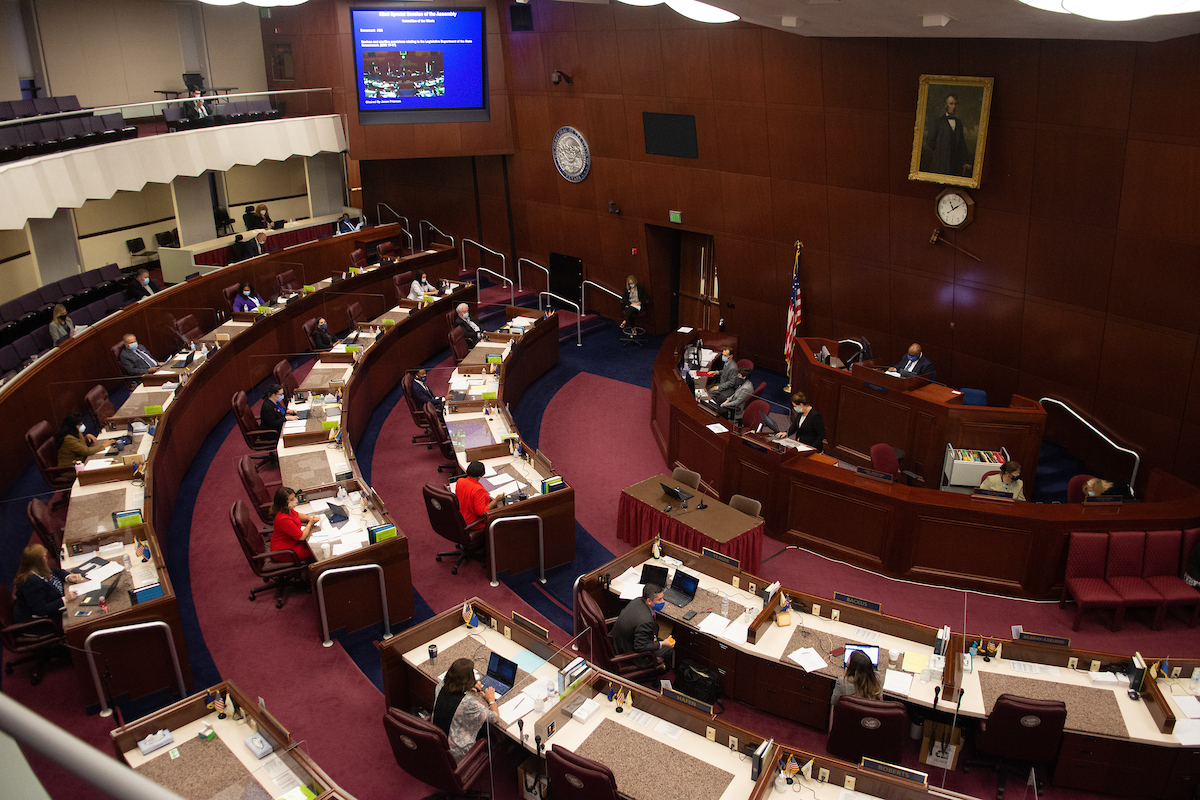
(269, 0, 1200, 486)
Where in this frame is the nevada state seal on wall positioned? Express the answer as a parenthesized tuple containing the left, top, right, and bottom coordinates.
(552, 126, 590, 183)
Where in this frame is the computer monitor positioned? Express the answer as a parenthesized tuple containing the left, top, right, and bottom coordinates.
(860, 337, 872, 361)
(818, 345, 831, 365)
(759, 410, 781, 434)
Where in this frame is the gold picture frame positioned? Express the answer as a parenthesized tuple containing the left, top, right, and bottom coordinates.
(909, 74, 994, 189)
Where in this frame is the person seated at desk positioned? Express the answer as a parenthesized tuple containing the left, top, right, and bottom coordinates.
(270, 487, 316, 562)
(260, 383, 297, 436)
(454, 302, 483, 348)
(128, 268, 160, 300)
(255, 204, 273, 229)
(433, 657, 499, 761)
(48, 304, 74, 346)
(457, 461, 503, 527)
(1083, 477, 1117, 499)
(831, 649, 882, 710)
(887, 343, 936, 382)
(311, 318, 335, 350)
(708, 347, 739, 403)
(55, 411, 106, 468)
(408, 270, 438, 301)
(244, 231, 269, 258)
(620, 275, 645, 330)
(184, 88, 214, 125)
(243, 205, 263, 231)
(980, 461, 1025, 501)
(776, 391, 825, 452)
(611, 583, 675, 670)
(232, 282, 266, 312)
(336, 213, 361, 234)
(408, 368, 443, 412)
(719, 361, 754, 421)
(118, 333, 160, 376)
(13, 544, 85, 623)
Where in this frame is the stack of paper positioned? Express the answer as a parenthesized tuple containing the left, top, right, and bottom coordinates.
(282, 420, 307, 433)
(1172, 695, 1200, 719)
(697, 614, 730, 636)
(719, 620, 749, 644)
(787, 648, 827, 672)
(883, 670, 914, 696)
(498, 694, 535, 726)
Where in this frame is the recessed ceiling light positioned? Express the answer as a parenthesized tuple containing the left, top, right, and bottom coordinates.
(665, 0, 739, 23)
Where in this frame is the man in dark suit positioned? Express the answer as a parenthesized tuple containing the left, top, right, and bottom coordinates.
(128, 269, 159, 300)
(889, 343, 937, 382)
(454, 302, 482, 347)
(245, 231, 268, 258)
(922, 94, 972, 178)
(408, 368, 442, 411)
(183, 88, 215, 127)
(611, 583, 675, 670)
(776, 391, 825, 452)
(118, 333, 159, 376)
(243, 205, 263, 231)
(336, 213, 361, 234)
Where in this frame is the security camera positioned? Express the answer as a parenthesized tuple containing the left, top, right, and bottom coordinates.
(550, 70, 573, 86)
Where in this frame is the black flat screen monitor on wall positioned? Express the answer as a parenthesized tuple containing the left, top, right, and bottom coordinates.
(351, 7, 488, 125)
(643, 112, 699, 159)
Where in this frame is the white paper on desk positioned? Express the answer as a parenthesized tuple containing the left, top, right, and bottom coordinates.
(677, 326, 694, 334)
(1011, 660, 1060, 677)
(883, 670, 914, 696)
(852, 627, 881, 643)
(87, 560, 125, 583)
(307, 498, 330, 512)
(1173, 694, 1200, 719)
(706, 423, 728, 434)
(489, 481, 517, 499)
(697, 614, 730, 636)
(619, 582, 644, 601)
(654, 720, 684, 740)
(1089, 671, 1120, 684)
(131, 421, 148, 433)
(70, 578, 101, 597)
(498, 694, 535, 726)
(1174, 719, 1200, 746)
(720, 620, 749, 644)
(282, 420, 307, 433)
(261, 753, 301, 794)
(331, 541, 360, 556)
(788, 647, 827, 672)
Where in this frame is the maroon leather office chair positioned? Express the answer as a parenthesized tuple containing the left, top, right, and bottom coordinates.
(547, 745, 620, 800)
(1059, 531, 1124, 631)
(85, 383, 116, 427)
(223, 282, 241, 311)
(237, 454, 280, 528)
(1106, 530, 1165, 629)
(231, 391, 278, 469)
(422, 483, 485, 575)
(427, 401, 459, 473)
(826, 696, 907, 766)
(273, 359, 298, 399)
(870, 443, 922, 485)
(391, 269, 414, 304)
(964, 694, 1066, 800)
(0, 584, 68, 685)
(229, 500, 310, 609)
(174, 314, 203, 346)
(25, 421, 75, 507)
(383, 707, 490, 799)
(349, 248, 367, 271)
(26, 498, 64, 565)
(301, 318, 321, 351)
(743, 399, 770, 432)
(111, 339, 142, 390)
(346, 301, 363, 329)
(577, 590, 666, 684)
(1143, 529, 1200, 627)
(276, 269, 302, 295)
(1066, 474, 1095, 504)
(401, 371, 435, 445)
(448, 326, 470, 365)
(376, 240, 396, 261)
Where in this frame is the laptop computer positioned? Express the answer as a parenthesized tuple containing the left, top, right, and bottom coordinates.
(663, 570, 700, 608)
(640, 564, 669, 588)
(843, 644, 880, 666)
(479, 651, 519, 697)
(660, 483, 694, 503)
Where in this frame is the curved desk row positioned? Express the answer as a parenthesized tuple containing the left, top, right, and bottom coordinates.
(575, 541, 1200, 800)
(652, 331, 1200, 598)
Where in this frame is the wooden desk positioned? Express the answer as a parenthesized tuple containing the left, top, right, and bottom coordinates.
(112, 680, 344, 799)
(651, 330, 1200, 598)
(617, 474, 764, 573)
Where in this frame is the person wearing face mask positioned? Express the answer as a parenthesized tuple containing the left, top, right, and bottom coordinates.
(118, 333, 160, 377)
(611, 583, 675, 670)
(620, 274, 646, 330)
(270, 486, 317, 563)
(259, 383, 297, 437)
(48, 303, 75, 346)
(776, 391, 824, 452)
(708, 347, 739, 403)
(311, 317, 334, 350)
(408, 270, 438, 301)
(407, 368, 443, 412)
(232, 282, 266, 312)
(129, 268, 160, 300)
(980, 460, 1026, 501)
(55, 411, 105, 468)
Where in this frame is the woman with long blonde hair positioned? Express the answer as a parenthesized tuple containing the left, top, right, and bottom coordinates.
(13, 544, 84, 623)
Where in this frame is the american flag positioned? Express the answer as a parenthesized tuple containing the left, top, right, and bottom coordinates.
(784, 244, 803, 380)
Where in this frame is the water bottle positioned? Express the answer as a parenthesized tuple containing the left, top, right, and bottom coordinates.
(337, 484, 348, 503)
(722, 595, 729, 618)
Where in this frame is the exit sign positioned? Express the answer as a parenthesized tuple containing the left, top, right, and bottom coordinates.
(669, 210, 681, 224)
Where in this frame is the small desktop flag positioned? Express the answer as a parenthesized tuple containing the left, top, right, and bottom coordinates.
(215, 693, 226, 718)
(138, 540, 151, 562)
(462, 602, 480, 628)
(785, 755, 800, 776)
(205, 690, 216, 710)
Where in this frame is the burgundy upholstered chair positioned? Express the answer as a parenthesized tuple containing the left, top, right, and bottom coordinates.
(85, 384, 117, 427)
(276, 269, 302, 295)
(965, 694, 1067, 800)
(349, 248, 367, 271)
(231, 391, 278, 469)
(577, 590, 665, 685)
(448, 326, 470, 364)
(392, 270, 415, 305)
(743, 398, 771, 432)
(383, 707, 489, 798)
(222, 282, 241, 311)
(376, 240, 396, 261)
(401, 371, 434, 445)
(547, 745, 620, 800)
(1105, 530, 1165, 629)
(422, 483, 485, 575)
(1059, 531, 1124, 631)
(826, 696, 908, 766)
(174, 314, 203, 345)
(273, 359, 298, 399)
(1143, 529, 1200, 627)
(346, 301, 363, 329)
(1066, 474, 1095, 504)
(27, 498, 64, 564)
(229, 500, 310, 608)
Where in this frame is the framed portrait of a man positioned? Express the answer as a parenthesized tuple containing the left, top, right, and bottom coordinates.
(909, 75, 994, 189)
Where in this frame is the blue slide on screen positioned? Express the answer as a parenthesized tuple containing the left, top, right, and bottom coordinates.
(351, 8, 486, 116)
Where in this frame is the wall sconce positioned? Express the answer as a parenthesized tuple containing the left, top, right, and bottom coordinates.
(550, 70, 573, 86)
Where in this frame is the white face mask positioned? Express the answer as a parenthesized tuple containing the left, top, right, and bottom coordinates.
(243, 289, 251, 295)
(78, 424, 86, 434)
(142, 277, 150, 285)
(126, 342, 137, 349)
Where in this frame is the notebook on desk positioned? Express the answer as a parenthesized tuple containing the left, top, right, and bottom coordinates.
(480, 652, 519, 697)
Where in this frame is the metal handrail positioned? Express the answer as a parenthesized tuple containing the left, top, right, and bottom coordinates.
(377, 204, 413, 251)
(0, 87, 334, 129)
(488, 514, 545, 587)
(1039, 396, 1141, 494)
(85, 621, 187, 718)
(419, 220, 454, 250)
(463, 238, 508, 284)
(539, 291, 581, 347)
(518, 257, 549, 294)
(316, 563, 392, 647)
(477, 267, 515, 308)
(581, 280, 622, 318)
(0, 693, 184, 800)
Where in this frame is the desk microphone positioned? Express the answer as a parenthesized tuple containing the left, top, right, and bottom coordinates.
(696, 499, 708, 510)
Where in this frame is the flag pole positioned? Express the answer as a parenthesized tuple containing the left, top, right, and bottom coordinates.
(783, 240, 803, 393)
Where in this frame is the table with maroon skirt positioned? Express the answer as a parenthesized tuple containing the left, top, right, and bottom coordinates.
(616, 473, 764, 574)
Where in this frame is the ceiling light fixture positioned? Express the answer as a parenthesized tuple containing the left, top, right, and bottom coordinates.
(1019, 0, 1200, 20)
(665, 0, 739, 23)
(199, 0, 244, 6)
(615, 0, 665, 6)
